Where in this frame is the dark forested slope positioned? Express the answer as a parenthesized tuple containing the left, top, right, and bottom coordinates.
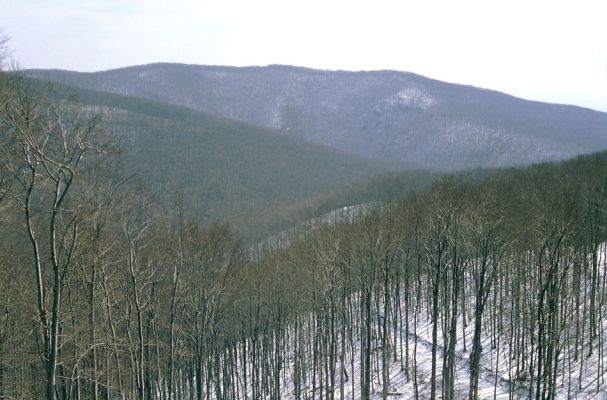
(40, 80, 393, 229)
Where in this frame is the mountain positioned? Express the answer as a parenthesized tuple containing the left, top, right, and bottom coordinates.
(32, 80, 392, 235)
(27, 64, 607, 170)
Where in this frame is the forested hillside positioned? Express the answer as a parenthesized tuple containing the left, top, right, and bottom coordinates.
(1, 67, 606, 399)
(27, 64, 607, 170)
(22, 77, 401, 237)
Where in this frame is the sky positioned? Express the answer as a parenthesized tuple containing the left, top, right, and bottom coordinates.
(1, 0, 606, 112)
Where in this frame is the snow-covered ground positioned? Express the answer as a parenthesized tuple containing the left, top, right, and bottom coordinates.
(254, 202, 385, 253)
(235, 244, 607, 399)
(261, 312, 607, 400)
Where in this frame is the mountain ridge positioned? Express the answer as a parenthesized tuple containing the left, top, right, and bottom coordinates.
(28, 61, 605, 111)
(26, 63, 607, 170)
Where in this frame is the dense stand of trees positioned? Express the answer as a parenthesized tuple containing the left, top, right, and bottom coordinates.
(2, 67, 607, 400)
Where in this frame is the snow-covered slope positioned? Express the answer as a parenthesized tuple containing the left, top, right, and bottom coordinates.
(237, 244, 607, 399)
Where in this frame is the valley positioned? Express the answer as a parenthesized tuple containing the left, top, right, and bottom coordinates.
(1, 59, 606, 400)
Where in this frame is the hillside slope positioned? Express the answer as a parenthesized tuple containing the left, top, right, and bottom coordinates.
(27, 64, 607, 170)
(38, 81, 391, 231)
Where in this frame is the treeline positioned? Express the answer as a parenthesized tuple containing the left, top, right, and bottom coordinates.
(1, 69, 607, 400)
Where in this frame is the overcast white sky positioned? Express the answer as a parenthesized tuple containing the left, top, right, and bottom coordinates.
(1, 0, 606, 111)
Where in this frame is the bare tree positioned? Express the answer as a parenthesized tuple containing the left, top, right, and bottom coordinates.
(0, 32, 12, 71)
(464, 189, 507, 400)
(0, 73, 104, 400)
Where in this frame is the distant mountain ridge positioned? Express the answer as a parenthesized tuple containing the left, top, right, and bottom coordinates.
(27, 64, 607, 170)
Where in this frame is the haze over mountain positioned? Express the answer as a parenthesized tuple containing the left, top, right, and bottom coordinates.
(27, 63, 607, 170)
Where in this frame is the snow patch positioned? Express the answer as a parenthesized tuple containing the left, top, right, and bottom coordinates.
(382, 87, 437, 111)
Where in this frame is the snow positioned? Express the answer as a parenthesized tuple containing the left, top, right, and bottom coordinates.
(255, 308, 607, 400)
(235, 243, 607, 399)
(255, 202, 385, 253)
(384, 88, 437, 111)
